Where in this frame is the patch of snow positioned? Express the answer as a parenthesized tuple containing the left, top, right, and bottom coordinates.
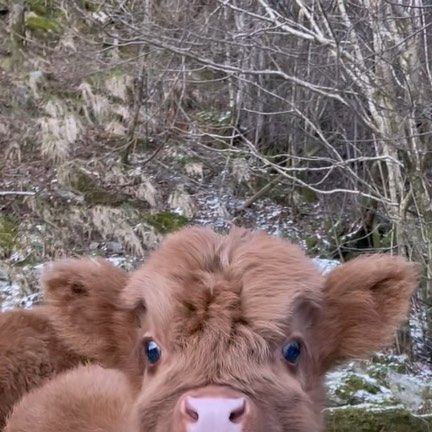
(1, 282, 41, 312)
(387, 371, 432, 412)
(324, 403, 406, 413)
(312, 257, 340, 273)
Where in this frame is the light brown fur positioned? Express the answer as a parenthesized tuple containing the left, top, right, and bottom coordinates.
(0, 307, 84, 429)
(41, 257, 138, 369)
(0, 258, 131, 427)
(5, 365, 134, 432)
(5, 226, 419, 432)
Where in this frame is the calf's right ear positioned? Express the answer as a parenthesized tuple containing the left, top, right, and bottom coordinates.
(316, 254, 419, 372)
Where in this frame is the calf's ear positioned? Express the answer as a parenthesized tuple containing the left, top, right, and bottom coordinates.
(316, 254, 419, 372)
(41, 258, 132, 364)
(42, 257, 128, 301)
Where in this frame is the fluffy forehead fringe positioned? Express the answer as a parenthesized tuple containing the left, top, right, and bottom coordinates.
(124, 226, 324, 343)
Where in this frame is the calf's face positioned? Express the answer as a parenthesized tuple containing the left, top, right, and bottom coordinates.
(121, 227, 418, 432)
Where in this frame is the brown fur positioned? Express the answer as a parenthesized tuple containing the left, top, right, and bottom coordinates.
(0, 258, 131, 427)
(4, 365, 134, 432)
(5, 226, 419, 432)
(41, 257, 138, 369)
(0, 307, 84, 429)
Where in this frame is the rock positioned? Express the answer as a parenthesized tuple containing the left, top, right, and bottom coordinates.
(326, 365, 394, 407)
(325, 405, 432, 432)
(387, 371, 432, 413)
(103, 241, 123, 255)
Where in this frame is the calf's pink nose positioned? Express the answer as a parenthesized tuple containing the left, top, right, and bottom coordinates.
(176, 387, 249, 431)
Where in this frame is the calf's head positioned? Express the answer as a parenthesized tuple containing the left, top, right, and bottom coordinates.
(121, 227, 418, 432)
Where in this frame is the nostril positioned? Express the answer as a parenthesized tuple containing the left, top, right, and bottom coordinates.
(229, 398, 246, 423)
(183, 396, 199, 422)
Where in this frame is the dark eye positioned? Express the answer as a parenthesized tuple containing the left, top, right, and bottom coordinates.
(282, 341, 301, 365)
(144, 339, 161, 365)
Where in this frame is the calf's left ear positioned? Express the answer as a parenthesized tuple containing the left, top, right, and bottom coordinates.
(316, 254, 419, 372)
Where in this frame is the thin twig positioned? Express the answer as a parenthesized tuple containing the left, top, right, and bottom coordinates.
(0, 191, 36, 196)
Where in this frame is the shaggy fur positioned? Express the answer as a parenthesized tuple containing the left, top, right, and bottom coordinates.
(41, 257, 138, 369)
(4, 365, 134, 432)
(0, 258, 131, 427)
(5, 226, 419, 432)
(0, 308, 84, 429)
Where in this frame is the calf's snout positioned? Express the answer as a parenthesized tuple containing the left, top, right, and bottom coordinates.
(174, 386, 252, 431)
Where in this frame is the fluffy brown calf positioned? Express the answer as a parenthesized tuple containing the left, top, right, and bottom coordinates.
(0, 308, 83, 429)
(4, 365, 134, 432)
(5, 226, 419, 432)
(0, 258, 131, 427)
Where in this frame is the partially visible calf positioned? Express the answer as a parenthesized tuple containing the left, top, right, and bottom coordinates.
(0, 258, 132, 427)
(5, 226, 419, 432)
(0, 308, 83, 429)
(4, 365, 134, 432)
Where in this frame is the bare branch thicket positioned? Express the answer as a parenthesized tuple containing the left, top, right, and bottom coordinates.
(74, 0, 432, 356)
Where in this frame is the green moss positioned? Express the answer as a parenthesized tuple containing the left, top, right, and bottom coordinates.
(305, 235, 318, 250)
(71, 171, 126, 206)
(86, 67, 125, 91)
(369, 353, 410, 375)
(298, 186, 318, 203)
(27, 0, 51, 16)
(144, 212, 189, 234)
(26, 15, 61, 33)
(335, 375, 382, 405)
(325, 406, 432, 432)
(80, 0, 98, 12)
(0, 216, 19, 257)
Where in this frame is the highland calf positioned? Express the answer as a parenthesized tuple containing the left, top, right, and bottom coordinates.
(5, 365, 134, 432)
(0, 258, 131, 427)
(5, 226, 419, 432)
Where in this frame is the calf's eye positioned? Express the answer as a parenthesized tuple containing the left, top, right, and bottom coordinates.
(144, 339, 162, 365)
(282, 341, 301, 365)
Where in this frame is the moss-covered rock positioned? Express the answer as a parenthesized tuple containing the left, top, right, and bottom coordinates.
(143, 212, 189, 234)
(368, 353, 410, 379)
(325, 405, 432, 432)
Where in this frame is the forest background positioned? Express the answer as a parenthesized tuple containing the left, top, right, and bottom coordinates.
(1, 1, 432, 429)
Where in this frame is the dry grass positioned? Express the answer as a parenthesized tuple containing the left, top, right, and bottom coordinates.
(168, 187, 196, 218)
(39, 100, 82, 161)
(91, 206, 160, 256)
